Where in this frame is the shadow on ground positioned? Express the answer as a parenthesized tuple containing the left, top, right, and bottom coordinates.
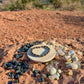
(62, 15, 84, 26)
(0, 48, 8, 63)
(0, 48, 4, 63)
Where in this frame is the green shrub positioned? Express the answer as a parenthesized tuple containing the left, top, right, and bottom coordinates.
(8, 0, 33, 11)
(48, 0, 62, 9)
(53, 0, 62, 8)
(1, 0, 84, 11)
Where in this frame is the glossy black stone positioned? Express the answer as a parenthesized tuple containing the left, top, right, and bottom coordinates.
(33, 73, 38, 77)
(18, 43, 34, 52)
(22, 69, 27, 73)
(39, 77, 44, 82)
(33, 70, 40, 74)
(14, 54, 23, 59)
(8, 73, 14, 79)
(21, 65, 26, 69)
(4, 62, 13, 70)
(46, 74, 49, 77)
(8, 81, 13, 84)
(15, 70, 22, 75)
(24, 63, 30, 69)
(14, 74, 20, 79)
(14, 79, 19, 83)
(18, 48, 23, 53)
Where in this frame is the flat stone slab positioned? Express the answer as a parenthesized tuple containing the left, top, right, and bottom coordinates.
(27, 44, 56, 62)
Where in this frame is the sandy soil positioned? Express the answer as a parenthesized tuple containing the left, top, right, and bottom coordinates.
(0, 9, 84, 84)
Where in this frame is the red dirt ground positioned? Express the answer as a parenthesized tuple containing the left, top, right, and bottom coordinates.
(0, 9, 84, 84)
(0, 9, 84, 47)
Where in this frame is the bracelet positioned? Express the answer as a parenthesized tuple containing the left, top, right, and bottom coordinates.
(31, 46, 50, 57)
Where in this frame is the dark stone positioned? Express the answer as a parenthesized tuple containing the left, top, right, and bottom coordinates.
(14, 79, 19, 83)
(33, 73, 38, 77)
(3, 62, 8, 69)
(46, 74, 49, 77)
(14, 74, 20, 79)
(8, 73, 14, 79)
(4, 62, 13, 70)
(8, 81, 13, 84)
(39, 77, 44, 82)
(25, 63, 30, 69)
(14, 54, 23, 59)
(15, 70, 22, 75)
(33, 70, 40, 74)
(14, 66, 21, 70)
(18, 48, 23, 53)
(21, 65, 26, 69)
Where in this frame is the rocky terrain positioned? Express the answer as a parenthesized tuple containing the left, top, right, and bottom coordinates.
(0, 9, 84, 84)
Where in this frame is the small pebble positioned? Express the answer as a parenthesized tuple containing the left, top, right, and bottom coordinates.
(67, 70, 73, 76)
(39, 77, 44, 82)
(42, 74, 47, 78)
(58, 49, 65, 56)
(45, 63, 48, 65)
(69, 51, 74, 56)
(71, 63, 78, 69)
(66, 64, 72, 68)
(14, 79, 19, 83)
(58, 69, 62, 73)
(56, 72, 60, 77)
(65, 61, 72, 65)
(32, 67, 35, 72)
(33, 70, 40, 74)
(33, 73, 38, 77)
(49, 73, 60, 80)
(15, 70, 22, 75)
(8, 81, 13, 84)
(63, 56, 71, 61)
(48, 75, 55, 80)
(46, 74, 49, 77)
(14, 54, 23, 59)
(14, 74, 20, 79)
(56, 52, 59, 56)
(77, 52, 83, 55)
(49, 67, 56, 75)
(54, 61, 59, 69)
(46, 65, 52, 72)
(72, 56, 79, 62)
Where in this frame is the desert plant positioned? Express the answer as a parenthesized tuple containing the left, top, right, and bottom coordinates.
(53, 0, 62, 8)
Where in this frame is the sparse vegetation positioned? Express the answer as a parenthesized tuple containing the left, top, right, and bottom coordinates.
(0, 0, 84, 11)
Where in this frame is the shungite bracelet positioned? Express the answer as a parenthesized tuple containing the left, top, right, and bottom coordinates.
(31, 46, 50, 57)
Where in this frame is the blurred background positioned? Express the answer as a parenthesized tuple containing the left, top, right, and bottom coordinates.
(0, 0, 84, 11)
